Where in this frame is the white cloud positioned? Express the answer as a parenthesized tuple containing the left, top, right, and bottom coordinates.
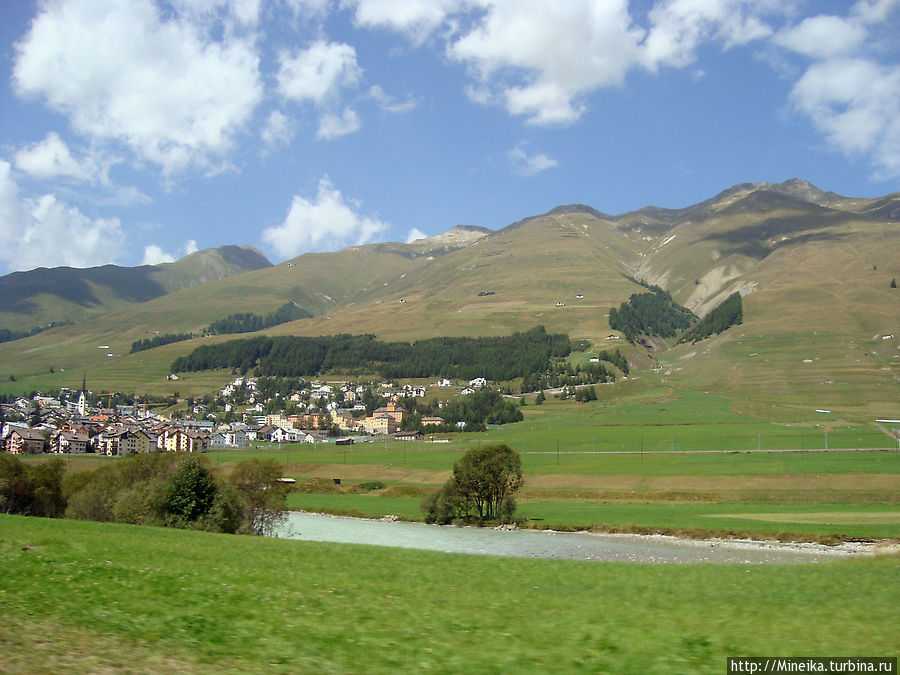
(261, 177, 388, 258)
(142, 244, 175, 265)
(775, 14, 867, 59)
(141, 239, 201, 265)
(351, 0, 784, 127)
(406, 227, 428, 242)
(508, 143, 558, 176)
(261, 111, 296, 147)
(789, 58, 900, 177)
(169, 0, 262, 31)
(774, 1, 900, 179)
(852, 0, 900, 23)
(12, 0, 262, 176)
(367, 85, 418, 113)
(317, 108, 362, 140)
(14, 132, 98, 183)
(277, 41, 362, 105)
(283, 0, 333, 20)
(447, 0, 646, 125)
(348, 0, 465, 44)
(642, 0, 780, 71)
(0, 160, 126, 272)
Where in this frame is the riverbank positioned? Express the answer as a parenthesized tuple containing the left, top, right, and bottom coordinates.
(278, 510, 899, 563)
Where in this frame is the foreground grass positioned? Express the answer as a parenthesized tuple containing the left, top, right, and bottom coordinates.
(1, 515, 898, 673)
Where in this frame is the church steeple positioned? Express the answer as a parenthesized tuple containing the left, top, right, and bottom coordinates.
(77, 373, 87, 417)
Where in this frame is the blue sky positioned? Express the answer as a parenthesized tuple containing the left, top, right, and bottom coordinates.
(1, 0, 898, 274)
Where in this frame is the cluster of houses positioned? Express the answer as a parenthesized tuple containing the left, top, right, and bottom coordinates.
(1, 375, 494, 455)
(1, 391, 221, 456)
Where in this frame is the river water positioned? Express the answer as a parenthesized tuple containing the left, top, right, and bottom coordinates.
(276, 511, 853, 564)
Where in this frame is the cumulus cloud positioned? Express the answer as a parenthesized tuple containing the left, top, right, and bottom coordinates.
(351, 0, 786, 127)
(0, 160, 125, 272)
(789, 58, 900, 177)
(261, 177, 388, 258)
(448, 0, 645, 126)
(277, 41, 362, 104)
(12, 0, 262, 176)
(774, 14, 867, 59)
(141, 239, 201, 265)
(317, 108, 362, 140)
(775, 1, 900, 178)
(642, 0, 779, 71)
(508, 142, 558, 176)
(14, 132, 98, 182)
(348, 0, 465, 44)
(406, 227, 428, 242)
(142, 244, 175, 265)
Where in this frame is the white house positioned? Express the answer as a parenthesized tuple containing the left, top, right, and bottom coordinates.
(271, 426, 302, 443)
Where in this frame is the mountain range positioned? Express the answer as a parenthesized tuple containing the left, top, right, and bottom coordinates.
(1, 179, 897, 417)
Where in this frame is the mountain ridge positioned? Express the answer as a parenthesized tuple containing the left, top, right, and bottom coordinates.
(0, 244, 271, 332)
(0, 178, 896, 416)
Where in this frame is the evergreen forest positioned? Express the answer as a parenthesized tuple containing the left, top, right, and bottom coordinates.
(171, 326, 571, 381)
(679, 293, 743, 343)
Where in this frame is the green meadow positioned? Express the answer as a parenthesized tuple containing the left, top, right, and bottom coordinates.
(2, 515, 898, 673)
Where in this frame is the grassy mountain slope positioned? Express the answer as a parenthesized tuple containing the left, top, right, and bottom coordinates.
(0, 179, 896, 416)
(0, 245, 272, 332)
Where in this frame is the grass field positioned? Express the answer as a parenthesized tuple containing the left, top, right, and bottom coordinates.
(2, 515, 898, 673)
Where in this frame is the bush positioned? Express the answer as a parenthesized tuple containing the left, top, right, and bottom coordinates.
(163, 457, 218, 525)
(0, 456, 66, 517)
(356, 481, 386, 492)
(58, 453, 288, 536)
(229, 459, 287, 536)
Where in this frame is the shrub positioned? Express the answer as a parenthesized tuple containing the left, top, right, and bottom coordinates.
(357, 481, 386, 492)
(164, 457, 218, 525)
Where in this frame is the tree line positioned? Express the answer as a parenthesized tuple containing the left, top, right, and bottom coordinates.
(131, 332, 194, 353)
(129, 304, 312, 354)
(171, 326, 571, 381)
(0, 321, 74, 345)
(1, 453, 287, 536)
(204, 303, 311, 335)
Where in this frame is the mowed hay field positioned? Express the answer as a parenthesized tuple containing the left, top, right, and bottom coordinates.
(2, 515, 899, 674)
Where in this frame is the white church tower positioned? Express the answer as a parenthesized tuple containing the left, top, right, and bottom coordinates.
(77, 374, 88, 417)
